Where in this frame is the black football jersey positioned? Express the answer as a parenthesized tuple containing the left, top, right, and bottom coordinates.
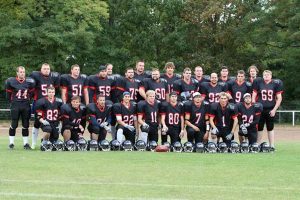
(140, 78, 168, 101)
(114, 77, 141, 102)
(87, 102, 112, 125)
(209, 102, 238, 129)
(35, 97, 63, 122)
(252, 78, 283, 109)
(134, 72, 151, 81)
(160, 73, 181, 94)
(184, 100, 210, 127)
(5, 77, 36, 103)
(228, 81, 252, 103)
(173, 78, 199, 96)
(61, 103, 87, 128)
(237, 102, 263, 129)
(113, 102, 137, 126)
(60, 74, 88, 103)
(88, 75, 115, 102)
(160, 101, 183, 128)
(200, 82, 228, 103)
(137, 100, 160, 126)
(29, 71, 60, 100)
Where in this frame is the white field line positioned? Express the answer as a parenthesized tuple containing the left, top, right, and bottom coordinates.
(0, 192, 185, 200)
(0, 179, 298, 191)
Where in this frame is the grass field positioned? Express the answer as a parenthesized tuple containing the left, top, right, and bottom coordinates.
(0, 128, 300, 200)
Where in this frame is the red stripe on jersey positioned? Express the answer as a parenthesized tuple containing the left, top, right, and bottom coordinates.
(62, 114, 69, 119)
(115, 87, 125, 91)
(231, 114, 238, 119)
(5, 89, 12, 93)
(255, 112, 261, 116)
(89, 114, 96, 117)
(208, 114, 215, 118)
(276, 91, 283, 95)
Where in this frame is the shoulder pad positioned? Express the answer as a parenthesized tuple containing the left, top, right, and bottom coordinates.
(191, 78, 198, 84)
(203, 101, 210, 105)
(246, 81, 252, 87)
(130, 101, 137, 106)
(175, 73, 182, 78)
(184, 100, 192, 106)
(144, 70, 152, 76)
(174, 79, 182, 85)
(55, 98, 63, 103)
(160, 78, 167, 83)
(61, 74, 69, 79)
(178, 102, 184, 106)
(26, 77, 35, 84)
(80, 74, 87, 79)
(50, 71, 60, 78)
(135, 78, 141, 83)
(229, 76, 236, 81)
(218, 82, 226, 86)
(228, 103, 235, 110)
(80, 104, 86, 110)
(273, 79, 282, 85)
(29, 71, 40, 78)
(61, 103, 72, 112)
(254, 102, 263, 109)
(203, 75, 210, 80)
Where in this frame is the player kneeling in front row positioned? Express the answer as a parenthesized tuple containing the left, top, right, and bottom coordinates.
(113, 91, 138, 144)
(35, 86, 63, 151)
(61, 96, 86, 151)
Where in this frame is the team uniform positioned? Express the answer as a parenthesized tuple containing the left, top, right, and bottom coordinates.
(228, 81, 252, 103)
(113, 102, 137, 144)
(200, 82, 228, 103)
(61, 104, 87, 142)
(160, 73, 181, 94)
(134, 72, 151, 82)
(88, 75, 115, 103)
(252, 78, 283, 131)
(114, 77, 141, 102)
(193, 75, 210, 85)
(87, 102, 112, 141)
(173, 78, 199, 97)
(139, 78, 169, 102)
(208, 102, 238, 145)
(60, 74, 88, 103)
(160, 101, 184, 144)
(5, 77, 35, 138)
(137, 100, 161, 142)
(35, 97, 63, 142)
(184, 100, 210, 143)
(237, 102, 263, 145)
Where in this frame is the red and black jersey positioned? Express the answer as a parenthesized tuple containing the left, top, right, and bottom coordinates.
(88, 75, 115, 102)
(61, 103, 87, 128)
(113, 102, 137, 126)
(5, 77, 35, 103)
(139, 78, 168, 101)
(252, 78, 283, 109)
(192, 75, 210, 85)
(114, 77, 141, 102)
(160, 73, 181, 94)
(160, 101, 183, 128)
(60, 74, 88, 103)
(237, 102, 263, 129)
(29, 71, 60, 100)
(137, 100, 161, 127)
(87, 102, 112, 125)
(208, 102, 238, 129)
(200, 82, 228, 103)
(134, 72, 151, 82)
(184, 100, 210, 128)
(35, 97, 63, 122)
(173, 78, 199, 96)
(228, 81, 252, 103)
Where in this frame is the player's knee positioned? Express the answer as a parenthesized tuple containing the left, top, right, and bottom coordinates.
(11, 121, 18, 129)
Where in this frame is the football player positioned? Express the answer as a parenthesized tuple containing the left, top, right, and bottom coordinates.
(219, 66, 234, 83)
(193, 66, 210, 85)
(139, 68, 169, 102)
(237, 93, 263, 145)
(114, 92, 138, 144)
(30, 63, 60, 149)
(252, 70, 283, 151)
(5, 66, 35, 149)
(61, 96, 87, 143)
(35, 86, 63, 145)
(209, 92, 238, 146)
(106, 63, 113, 76)
(173, 67, 199, 97)
(228, 70, 252, 103)
(87, 95, 112, 142)
(184, 92, 210, 144)
(160, 92, 185, 145)
(248, 65, 259, 83)
(160, 62, 180, 94)
(137, 90, 161, 143)
(60, 64, 89, 104)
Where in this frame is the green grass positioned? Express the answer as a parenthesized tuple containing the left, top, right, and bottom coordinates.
(0, 138, 299, 200)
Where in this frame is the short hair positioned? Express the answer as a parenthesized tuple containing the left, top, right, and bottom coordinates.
(16, 66, 25, 72)
(41, 63, 50, 69)
(211, 72, 218, 77)
(164, 62, 175, 69)
(195, 66, 203, 70)
(183, 67, 191, 73)
(146, 90, 155, 97)
(237, 70, 245, 75)
(96, 94, 106, 100)
(219, 92, 229, 99)
(263, 70, 272, 76)
(105, 63, 113, 69)
(152, 68, 160, 72)
(221, 66, 228, 71)
(126, 67, 134, 72)
(248, 65, 259, 73)
(136, 60, 144, 65)
(47, 86, 55, 91)
(71, 95, 81, 102)
(71, 64, 80, 70)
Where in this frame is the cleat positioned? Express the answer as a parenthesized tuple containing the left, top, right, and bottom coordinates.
(9, 143, 15, 150)
(270, 147, 276, 152)
(24, 143, 32, 150)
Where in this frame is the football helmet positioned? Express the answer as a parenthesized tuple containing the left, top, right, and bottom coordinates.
(229, 141, 239, 153)
(99, 139, 110, 151)
(260, 142, 271, 153)
(76, 138, 87, 151)
(195, 142, 205, 153)
(249, 142, 259, 153)
(53, 139, 64, 151)
(148, 141, 158, 152)
(240, 142, 249, 153)
(110, 140, 121, 151)
(172, 141, 182, 153)
(65, 140, 76, 151)
(206, 142, 217, 153)
(140, 124, 150, 133)
(135, 140, 147, 151)
(183, 141, 194, 153)
(88, 140, 99, 151)
(180, 91, 191, 102)
(40, 140, 52, 152)
(162, 141, 171, 152)
(122, 140, 133, 151)
(218, 142, 228, 153)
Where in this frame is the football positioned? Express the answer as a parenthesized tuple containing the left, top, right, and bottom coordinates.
(155, 145, 169, 152)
